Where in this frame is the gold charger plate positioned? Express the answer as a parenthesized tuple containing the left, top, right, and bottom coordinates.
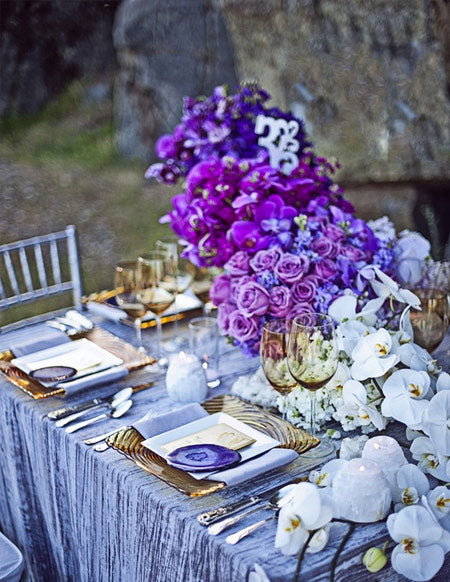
(106, 394, 319, 497)
(0, 326, 156, 399)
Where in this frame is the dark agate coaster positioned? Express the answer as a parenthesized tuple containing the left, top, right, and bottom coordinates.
(29, 365, 77, 383)
(166, 444, 241, 472)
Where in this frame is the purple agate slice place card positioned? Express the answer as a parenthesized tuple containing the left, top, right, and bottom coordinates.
(166, 444, 241, 472)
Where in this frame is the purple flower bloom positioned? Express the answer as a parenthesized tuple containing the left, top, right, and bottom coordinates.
(155, 134, 178, 159)
(249, 248, 282, 272)
(288, 301, 315, 320)
(237, 281, 270, 316)
(217, 303, 236, 335)
(341, 244, 367, 263)
(311, 237, 340, 259)
(269, 286, 292, 317)
(291, 277, 317, 302)
(225, 251, 250, 276)
(228, 311, 259, 342)
(314, 258, 338, 281)
(275, 253, 310, 284)
(209, 274, 232, 306)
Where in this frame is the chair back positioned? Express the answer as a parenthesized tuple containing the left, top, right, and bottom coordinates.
(0, 225, 83, 312)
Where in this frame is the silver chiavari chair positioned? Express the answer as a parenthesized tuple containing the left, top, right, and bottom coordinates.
(0, 226, 83, 329)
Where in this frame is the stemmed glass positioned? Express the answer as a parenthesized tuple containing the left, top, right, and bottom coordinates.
(190, 267, 216, 316)
(410, 288, 449, 353)
(287, 313, 338, 459)
(114, 261, 147, 352)
(137, 251, 176, 364)
(260, 319, 298, 418)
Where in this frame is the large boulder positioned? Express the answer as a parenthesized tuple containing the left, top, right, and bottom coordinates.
(113, 0, 237, 160)
(0, 0, 120, 116)
(220, 0, 450, 184)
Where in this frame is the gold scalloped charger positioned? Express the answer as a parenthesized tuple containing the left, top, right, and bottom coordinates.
(0, 327, 156, 399)
(106, 394, 319, 496)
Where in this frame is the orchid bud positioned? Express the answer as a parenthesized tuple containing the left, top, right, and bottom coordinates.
(362, 543, 388, 573)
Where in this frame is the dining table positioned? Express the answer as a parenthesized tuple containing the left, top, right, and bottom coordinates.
(0, 307, 449, 582)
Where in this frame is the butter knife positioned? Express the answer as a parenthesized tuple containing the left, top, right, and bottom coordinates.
(197, 477, 304, 526)
(47, 381, 155, 420)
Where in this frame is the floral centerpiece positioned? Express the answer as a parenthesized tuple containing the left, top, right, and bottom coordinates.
(147, 82, 395, 357)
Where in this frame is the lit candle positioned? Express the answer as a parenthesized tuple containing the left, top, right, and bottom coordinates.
(332, 458, 392, 522)
(362, 436, 407, 494)
(166, 351, 208, 403)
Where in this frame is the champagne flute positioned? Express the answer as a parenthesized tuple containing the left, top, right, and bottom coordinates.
(287, 313, 338, 459)
(260, 319, 298, 419)
(190, 267, 218, 316)
(410, 288, 449, 353)
(137, 251, 176, 364)
(156, 238, 193, 350)
(114, 261, 147, 352)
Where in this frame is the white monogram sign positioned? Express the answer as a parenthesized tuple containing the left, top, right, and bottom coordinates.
(254, 114, 300, 175)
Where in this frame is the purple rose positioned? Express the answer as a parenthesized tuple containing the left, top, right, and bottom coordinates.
(291, 277, 317, 303)
(237, 281, 270, 316)
(225, 251, 250, 276)
(217, 303, 237, 335)
(314, 259, 338, 281)
(209, 274, 231, 306)
(323, 223, 346, 242)
(230, 275, 253, 303)
(288, 301, 315, 320)
(269, 286, 292, 317)
(275, 253, 310, 284)
(228, 312, 259, 342)
(311, 237, 340, 259)
(341, 245, 367, 263)
(249, 248, 282, 272)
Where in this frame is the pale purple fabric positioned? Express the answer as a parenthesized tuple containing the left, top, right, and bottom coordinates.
(8, 324, 70, 357)
(0, 532, 24, 582)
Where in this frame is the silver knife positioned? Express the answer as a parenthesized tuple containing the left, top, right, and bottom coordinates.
(46, 381, 155, 420)
(197, 477, 304, 526)
(83, 426, 127, 445)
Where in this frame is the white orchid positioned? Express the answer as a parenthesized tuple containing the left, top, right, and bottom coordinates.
(381, 369, 430, 428)
(306, 524, 332, 554)
(422, 391, 450, 456)
(410, 436, 449, 482)
(392, 464, 430, 510)
(336, 319, 372, 357)
(426, 486, 450, 533)
(436, 371, 450, 392)
(397, 342, 439, 374)
(395, 230, 431, 286)
(337, 380, 386, 430)
(387, 505, 450, 582)
(350, 328, 398, 381)
(329, 294, 385, 327)
(275, 483, 334, 556)
(309, 459, 347, 488)
(371, 266, 421, 308)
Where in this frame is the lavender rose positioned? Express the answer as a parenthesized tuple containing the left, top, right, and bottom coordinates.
(237, 281, 270, 316)
(311, 237, 340, 259)
(210, 274, 232, 306)
(275, 253, 310, 284)
(314, 259, 338, 281)
(291, 277, 317, 303)
(225, 250, 250, 276)
(269, 286, 292, 317)
(341, 245, 367, 263)
(228, 312, 259, 343)
(217, 303, 237, 335)
(230, 275, 253, 304)
(249, 248, 282, 272)
(288, 301, 315, 320)
(323, 223, 346, 242)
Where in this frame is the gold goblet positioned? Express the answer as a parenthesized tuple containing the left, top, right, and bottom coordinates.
(410, 288, 449, 353)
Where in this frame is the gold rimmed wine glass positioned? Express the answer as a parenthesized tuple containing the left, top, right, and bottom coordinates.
(260, 319, 298, 419)
(137, 251, 176, 364)
(287, 313, 338, 459)
(114, 261, 147, 352)
(410, 288, 449, 353)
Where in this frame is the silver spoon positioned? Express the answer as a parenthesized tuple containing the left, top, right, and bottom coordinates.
(65, 399, 133, 434)
(55, 387, 133, 428)
(209, 483, 297, 536)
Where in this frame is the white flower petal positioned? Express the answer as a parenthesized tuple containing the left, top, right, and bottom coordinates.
(391, 543, 444, 582)
(437, 372, 450, 392)
(422, 391, 450, 456)
(328, 295, 357, 324)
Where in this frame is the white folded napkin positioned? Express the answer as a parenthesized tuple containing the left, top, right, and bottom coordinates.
(0, 531, 24, 582)
(9, 324, 71, 357)
(133, 403, 298, 486)
(58, 365, 129, 396)
(85, 302, 125, 323)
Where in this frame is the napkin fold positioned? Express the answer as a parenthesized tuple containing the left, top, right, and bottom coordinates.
(9, 324, 70, 357)
(0, 531, 24, 582)
(135, 404, 299, 486)
(85, 302, 125, 323)
(58, 365, 129, 396)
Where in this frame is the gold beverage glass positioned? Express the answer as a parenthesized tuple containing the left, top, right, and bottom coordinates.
(410, 288, 449, 353)
(114, 260, 147, 352)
